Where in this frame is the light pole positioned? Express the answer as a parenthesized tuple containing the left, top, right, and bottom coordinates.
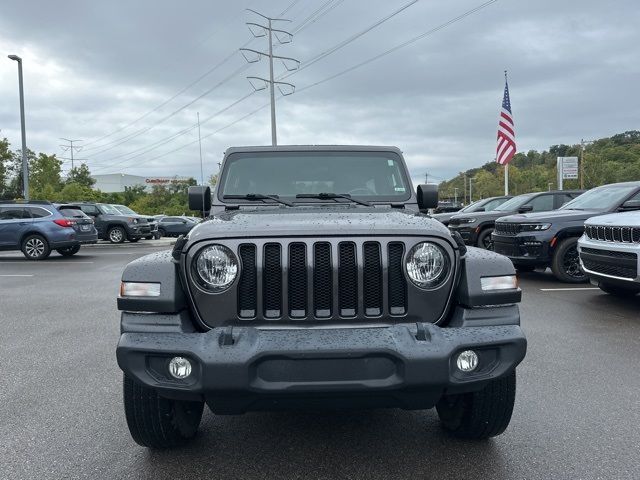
(8, 54, 29, 200)
(454, 187, 459, 204)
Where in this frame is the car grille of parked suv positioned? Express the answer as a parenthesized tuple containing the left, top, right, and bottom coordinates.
(584, 225, 640, 243)
(580, 247, 638, 279)
(236, 240, 408, 320)
(494, 222, 521, 235)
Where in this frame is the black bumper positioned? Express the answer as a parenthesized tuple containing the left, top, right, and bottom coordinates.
(492, 234, 552, 266)
(117, 322, 526, 414)
(448, 226, 477, 245)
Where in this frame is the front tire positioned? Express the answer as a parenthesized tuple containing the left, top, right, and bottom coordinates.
(514, 264, 536, 273)
(108, 226, 126, 244)
(598, 282, 640, 297)
(123, 374, 204, 449)
(436, 371, 516, 439)
(21, 234, 51, 260)
(477, 228, 494, 250)
(129, 238, 139, 243)
(551, 237, 587, 283)
(56, 245, 80, 257)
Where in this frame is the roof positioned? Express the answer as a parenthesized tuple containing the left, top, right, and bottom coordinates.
(224, 145, 403, 155)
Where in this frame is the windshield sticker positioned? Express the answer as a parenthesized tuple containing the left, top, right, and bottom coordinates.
(387, 160, 394, 166)
(395, 187, 406, 192)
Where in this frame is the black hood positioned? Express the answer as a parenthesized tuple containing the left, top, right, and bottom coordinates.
(496, 209, 604, 223)
(452, 209, 514, 223)
(187, 206, 452, 243)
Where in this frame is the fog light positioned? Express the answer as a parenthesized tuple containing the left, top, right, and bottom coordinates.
(456, 350, 479, 372)
(168, 357, 192, 379)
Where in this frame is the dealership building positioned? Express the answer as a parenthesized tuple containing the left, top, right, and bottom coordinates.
(91, 174, 192, 193)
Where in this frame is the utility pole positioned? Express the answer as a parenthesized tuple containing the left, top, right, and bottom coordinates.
(580, 139, 595, 189)
(60, 138, 83, 170)
(425, 172, 428, 184)
(469, 177, 474, 203)
(454, 187, 458, 204)
(8, 55, 29, 200)
(240, 9, 299, 146)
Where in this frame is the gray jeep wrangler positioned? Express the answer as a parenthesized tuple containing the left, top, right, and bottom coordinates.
(116, 146, 526, 448)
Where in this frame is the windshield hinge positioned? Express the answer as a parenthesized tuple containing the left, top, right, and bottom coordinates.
(390, 203, 405, 209)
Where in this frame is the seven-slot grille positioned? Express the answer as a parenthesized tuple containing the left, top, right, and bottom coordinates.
(236, 240, 408, 320)
(584, 225, 640, 243)
(495, 222, 520, 235)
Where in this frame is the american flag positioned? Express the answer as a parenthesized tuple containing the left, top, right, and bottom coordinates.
(496, 76, 516, 165)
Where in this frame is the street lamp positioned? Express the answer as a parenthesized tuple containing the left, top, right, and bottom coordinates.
(8, 54, 29, 200)
(454, 187, 459, 204)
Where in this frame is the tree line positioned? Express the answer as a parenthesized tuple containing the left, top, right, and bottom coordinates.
(0, 137, 214, 215)
(438, 130, 640, 203)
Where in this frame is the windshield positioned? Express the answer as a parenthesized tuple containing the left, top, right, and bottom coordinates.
(98, 204, 122, 215)
(493, 194, 534, 212)
(561, 185, 637, 211)
(112, 204, 136, 215)
(219, 151, 411, 202)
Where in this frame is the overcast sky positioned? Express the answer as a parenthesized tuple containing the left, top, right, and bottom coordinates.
(1, 0, 639, 187)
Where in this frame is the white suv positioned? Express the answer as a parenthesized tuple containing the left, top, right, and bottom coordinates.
(578, 211, 640, 297)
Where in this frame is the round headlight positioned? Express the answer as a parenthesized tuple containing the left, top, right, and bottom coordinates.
(193, 245, 238, 292)
(406, 242, 449, 288)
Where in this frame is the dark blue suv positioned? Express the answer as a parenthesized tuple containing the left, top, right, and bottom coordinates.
(0, 201, 98, 260)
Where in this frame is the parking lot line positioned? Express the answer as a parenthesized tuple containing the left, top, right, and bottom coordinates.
(0, 274, 34, 277)
(540, 287, 600, 291)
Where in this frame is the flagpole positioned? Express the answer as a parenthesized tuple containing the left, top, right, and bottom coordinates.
(504, 163, 509, 195)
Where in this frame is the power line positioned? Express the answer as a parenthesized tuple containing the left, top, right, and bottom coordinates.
(59, 138, 83, 170)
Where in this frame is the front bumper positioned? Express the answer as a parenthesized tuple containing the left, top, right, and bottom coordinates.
(492, 232, 552, 266)
(117, 321, 526, 414)
(127, 225, 151, 238)
(448, 225, 477, 245)
(578, 237, 640, 284)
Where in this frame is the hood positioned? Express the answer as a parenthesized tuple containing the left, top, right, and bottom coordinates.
(585, 210, 640, 227)
(451, 210, 509, 222)
(187, 206, 452, 242)
(496, 209, 602, 223)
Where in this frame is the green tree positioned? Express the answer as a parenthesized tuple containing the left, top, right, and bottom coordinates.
(0, 138, 11, 198)
(66, 163, 95, 188)
(30, 153, 63, 198)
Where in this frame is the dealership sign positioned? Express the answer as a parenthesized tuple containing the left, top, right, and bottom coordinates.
(557, 156, 579, 189)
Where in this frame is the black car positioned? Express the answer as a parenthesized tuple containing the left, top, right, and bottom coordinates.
(156, 216, 197, 237)
(116, 145, 526, 448)
(492, 181, 640, 282)
(431, 196, 512, 227)
(72, 202, 152, 243)
(449, 190, 583, 249)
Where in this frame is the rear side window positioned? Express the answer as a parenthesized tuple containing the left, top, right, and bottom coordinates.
(527, 194, 554, 212)
(28, 207, 52, 218)
(80, 205, 99, 216)
(0, 207, 29, 220)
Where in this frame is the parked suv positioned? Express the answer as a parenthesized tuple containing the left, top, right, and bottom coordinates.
(73, 202, 151, 243)
(116, 145, 526, 448)
(156, 215, 197, 237)
(0, 201, 98, 260)
(110, 204, 159, 240)
(432, 196, 512, 227)
(493, 182, 640, 282)
(578, 211, 640, 296)
(449, 190, 582, 249)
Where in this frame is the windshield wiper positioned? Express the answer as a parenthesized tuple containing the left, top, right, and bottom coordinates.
(295, 193, 372, 207)
(223, 194, 294, 207)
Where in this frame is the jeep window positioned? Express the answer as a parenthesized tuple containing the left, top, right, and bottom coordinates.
(27, 207, 53, 218)
(80, 205, 99, 216)
(219, 151, 411, 202)
(561, 185, 639, 211)
(0, 207, 29, 220)
(528, 194, 554, 212)
(98, 204, 122, 215)
(493, 194, 535, 212)
(113, 205, 136, 215)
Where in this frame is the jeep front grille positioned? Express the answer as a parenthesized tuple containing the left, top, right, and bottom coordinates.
(494, 222, 520, 235)
(585, 225, 640, 243)
(237, 240, 406, 320)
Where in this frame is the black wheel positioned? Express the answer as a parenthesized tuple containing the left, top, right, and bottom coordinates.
(477, 228, 494, 250)
(129, 238, 139, 243)
(108, 226, 126, 244)
(514, 264, 536, 273)
(21, 234, 51, 260)
(56, 245, 81, 257)
(123, 374, 204, 449)
(145, 236, 153, 240)
(153, 232, 161, 240)
(551, 237, 587, 283)
(436, 371, 516, 439)
(157, 228, 166, 238)
(598, 282, 640, 297)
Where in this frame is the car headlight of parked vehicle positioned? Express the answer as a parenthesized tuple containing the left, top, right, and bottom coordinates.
(193, 245, 238, 292)
(456, 218, 476, 224)
(405, 242, 449, 289)
(520, 223, 551, 231)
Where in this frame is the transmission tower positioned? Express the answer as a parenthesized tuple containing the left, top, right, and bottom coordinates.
(60, 138, 84, 170)
(240, 9, 299, 146)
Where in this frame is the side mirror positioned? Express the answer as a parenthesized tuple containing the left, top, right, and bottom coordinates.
(188, 186, 211, 214)
(475, 207, 485, 212)
(417, 184, 438, 210)
(620, 199, 640, 211)
(518, 205, 533, 213)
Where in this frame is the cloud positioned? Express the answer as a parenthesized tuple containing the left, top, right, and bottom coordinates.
(1, 0, 639, 183)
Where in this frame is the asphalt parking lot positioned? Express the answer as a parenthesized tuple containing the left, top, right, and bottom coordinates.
(1, 243, 639, 480)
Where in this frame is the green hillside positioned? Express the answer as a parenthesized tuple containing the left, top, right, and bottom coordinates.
(438, 130, 640, 203)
